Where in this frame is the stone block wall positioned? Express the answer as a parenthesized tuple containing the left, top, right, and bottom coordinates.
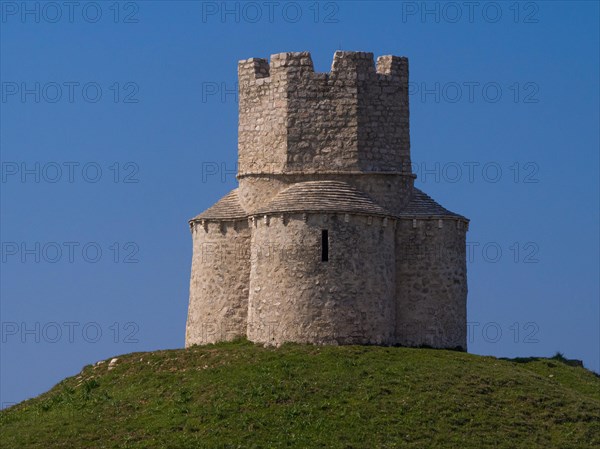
(394, 218, 468, 349)
(358, 55, 410, 173)
(186, 220, 251, 346)
(247, 213, 396, 345)
(238, 56, 287, 174)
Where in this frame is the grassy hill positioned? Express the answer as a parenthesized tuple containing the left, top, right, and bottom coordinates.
(1, 339, 599, 449)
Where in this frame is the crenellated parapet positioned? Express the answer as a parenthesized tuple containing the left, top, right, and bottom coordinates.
(238, 51, 411, 177)
(238, 51, 407, 84)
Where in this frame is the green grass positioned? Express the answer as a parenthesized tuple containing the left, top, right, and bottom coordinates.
(1, 340, 599, 448)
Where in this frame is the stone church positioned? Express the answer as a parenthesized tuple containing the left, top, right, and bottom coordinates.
(186, 51, 469, 350)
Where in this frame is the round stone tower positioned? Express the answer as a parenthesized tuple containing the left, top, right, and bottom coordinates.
(186, 51, 469, 350)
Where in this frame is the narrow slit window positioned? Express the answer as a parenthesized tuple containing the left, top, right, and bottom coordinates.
(321, 230, 329, 262)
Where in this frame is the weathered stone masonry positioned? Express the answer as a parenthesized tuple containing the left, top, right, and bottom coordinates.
(186, 51, 469, 350)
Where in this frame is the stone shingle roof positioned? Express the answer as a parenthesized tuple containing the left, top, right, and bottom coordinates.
(398, 188, 466, 219)
(255, 180, 390, 217)
(190, 184, 467, 222)
(191, 189, 247, 221)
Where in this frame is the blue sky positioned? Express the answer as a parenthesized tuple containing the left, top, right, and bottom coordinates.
(1, 1, 598, 406)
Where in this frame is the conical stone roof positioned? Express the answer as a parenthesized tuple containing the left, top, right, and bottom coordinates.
(190, 183, 467, 222)
(191, 189, 246, 221)
(255, 180, 391, 217)
(398, 188, 466, 219)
